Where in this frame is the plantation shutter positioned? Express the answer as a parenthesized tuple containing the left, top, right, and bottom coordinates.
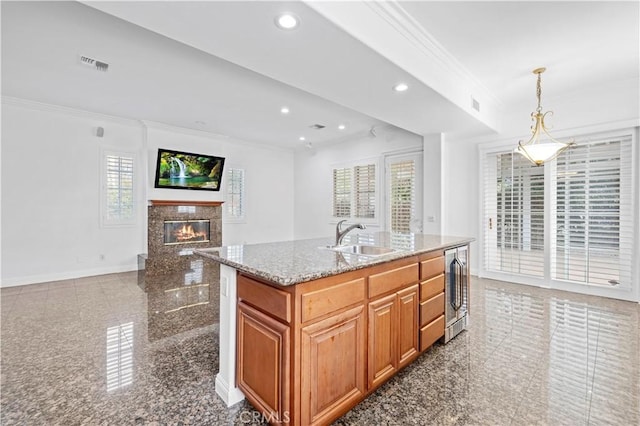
(227, 168, 245, 220)
(389, 160, 416, 232)
(551, 135, 633, 288)
(333, 167, 352, 218)
(483, 151, 545, 277)
(354, 164, 376, 218)
(105, 154, 134, 222)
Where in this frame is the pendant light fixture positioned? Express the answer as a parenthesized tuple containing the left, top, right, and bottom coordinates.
(515, 67, 574, 166)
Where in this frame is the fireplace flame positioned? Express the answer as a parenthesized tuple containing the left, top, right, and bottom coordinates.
(174, 224, 207, 242)
(164, 220, 210, 245)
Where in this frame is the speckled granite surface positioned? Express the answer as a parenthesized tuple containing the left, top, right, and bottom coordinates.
(194, 232, 474, 286)
(2, 274, 639, 425)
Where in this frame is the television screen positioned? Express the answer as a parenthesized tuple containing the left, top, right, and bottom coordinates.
(154, 148, 225, 191)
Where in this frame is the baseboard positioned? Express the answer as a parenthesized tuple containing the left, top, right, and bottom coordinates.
(215, 374, 245, 407)
(1, 263, 139, 287)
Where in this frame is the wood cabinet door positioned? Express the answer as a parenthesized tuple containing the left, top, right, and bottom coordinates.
(237, 302, 290, 424)
(367, 293, 398, 390)
(301, 305, 366, 426)
(397, 284, 419, 367)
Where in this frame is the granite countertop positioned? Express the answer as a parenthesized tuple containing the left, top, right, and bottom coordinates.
(194, 232, 474, 286)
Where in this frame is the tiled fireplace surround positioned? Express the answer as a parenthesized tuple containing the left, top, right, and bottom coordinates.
(137, 200, 223, 341)
(142, 200, 222, 276)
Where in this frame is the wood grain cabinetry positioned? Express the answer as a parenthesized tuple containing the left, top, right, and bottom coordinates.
(237, 301, 290, 422)
(367, 261, 420, 390)
(301, 305, 366, 426)
(235, 249, 462, 425)
(418, 252, 446, 352)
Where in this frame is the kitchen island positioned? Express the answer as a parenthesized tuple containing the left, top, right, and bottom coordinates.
(195, 232, 473, 425)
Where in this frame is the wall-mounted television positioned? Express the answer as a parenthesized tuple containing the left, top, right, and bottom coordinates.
(154, 148, 225, 191)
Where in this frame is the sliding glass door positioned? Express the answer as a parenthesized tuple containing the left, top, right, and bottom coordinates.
(481, 131, 635, 300)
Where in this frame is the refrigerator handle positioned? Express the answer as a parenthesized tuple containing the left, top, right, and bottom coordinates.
(458, 259, 465, 310)
(454, 258, 463, 310)
(449, 257, 458, 310)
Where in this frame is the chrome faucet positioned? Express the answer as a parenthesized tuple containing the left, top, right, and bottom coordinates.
(335, 220, 366, 246)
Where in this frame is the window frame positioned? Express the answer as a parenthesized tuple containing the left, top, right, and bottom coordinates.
(100, 148, 137, 228)
(224, 167, 246, 224)
(479, 128, 638, 300)
(330, 159, 381, 226)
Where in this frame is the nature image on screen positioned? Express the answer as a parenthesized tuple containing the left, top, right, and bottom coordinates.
(155, 149, 225, 190)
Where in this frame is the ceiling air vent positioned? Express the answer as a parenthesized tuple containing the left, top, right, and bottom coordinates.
(80, 55, 109, 72)
(471, 97, 480, 112)
(309, 124, 326, 130)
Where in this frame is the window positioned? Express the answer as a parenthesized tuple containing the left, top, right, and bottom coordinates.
(226, 168, 245, 222)
(102, 152, 135, 226)
(482, 130, 635, 293)
(551, 135, 633, 286)
(332, 162, 377, 221)
(484, 152, 545, 277)
(389, 160, 417, 233)
(333, 167, 352, 218)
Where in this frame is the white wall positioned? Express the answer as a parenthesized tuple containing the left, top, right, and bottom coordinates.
(1, 99, 295, 286)
(293, 126, 423, 239)
(1, 100, 145, 286)
(145, 124, 295, 246)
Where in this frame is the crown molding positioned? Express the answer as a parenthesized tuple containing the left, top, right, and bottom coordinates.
(1, 96, 143, 127)
(141, 120, 294, 153)
(364, 1, 499, 107)
(2, 97, 293, 153)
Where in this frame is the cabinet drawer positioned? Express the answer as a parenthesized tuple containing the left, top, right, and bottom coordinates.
(301, 278, 365, 323)
(420, 315, 445, 352)
(420, 256, 444, 281)
(238, 275, 291, 323)
(368, 263, 419, 299)
(420, 292, 444, 327)
(420, 273, 444, 302)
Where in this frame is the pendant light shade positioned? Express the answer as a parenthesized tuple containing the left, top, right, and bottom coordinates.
(516, 68, 574, 166)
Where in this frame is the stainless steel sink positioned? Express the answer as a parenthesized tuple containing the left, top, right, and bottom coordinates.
(324, 244, 399, 257)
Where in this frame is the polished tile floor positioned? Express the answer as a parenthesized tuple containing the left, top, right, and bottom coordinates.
(1, 266, 638, 425)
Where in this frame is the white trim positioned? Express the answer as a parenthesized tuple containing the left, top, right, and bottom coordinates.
(365, 1, 499, 107)
(1, 96, 293, 154)
(1, 263, 138, 287)
(2, 96, 142, 126)
(215, 264, 246, 406)
(142, 120, 293, 153)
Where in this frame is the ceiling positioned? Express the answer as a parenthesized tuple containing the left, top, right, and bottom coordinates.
(2, 1, 638, 149)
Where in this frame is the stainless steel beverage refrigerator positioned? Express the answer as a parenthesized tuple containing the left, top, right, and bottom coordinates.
(444, 245, 469, 342)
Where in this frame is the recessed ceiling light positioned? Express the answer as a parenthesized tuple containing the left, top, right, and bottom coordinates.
(393, 83, 409, 92)
(299, 136, 306, 141)
(338, 124, 346, 130)
(280, 107, 290, 114)
(275, 13, 299, 30)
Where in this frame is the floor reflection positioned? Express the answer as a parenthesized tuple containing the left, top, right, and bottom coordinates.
(106, 322, 134, 392)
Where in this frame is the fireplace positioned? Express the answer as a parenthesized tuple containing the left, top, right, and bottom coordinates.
(164, 220, 210, 245)
(142, 200, 222, 276)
